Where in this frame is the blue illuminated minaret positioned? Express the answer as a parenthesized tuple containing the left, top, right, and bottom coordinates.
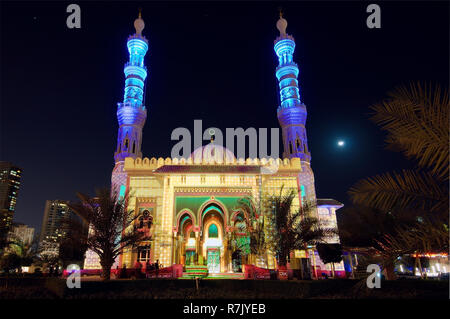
(274, 13, 311, 162)
(114, 11, 149, 163)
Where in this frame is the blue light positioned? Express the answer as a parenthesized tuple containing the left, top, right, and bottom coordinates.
(274, 25, 310, 162)
(114, 18, 150, 163)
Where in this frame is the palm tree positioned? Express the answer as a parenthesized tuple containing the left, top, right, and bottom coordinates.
(233, 196, 266, 266)
(348, 82, 449, 278)
(265, 187, 335, 278)
(373, 217, 448, 279)
(349, 82, 448, 217)
(68, 188, 145, 280)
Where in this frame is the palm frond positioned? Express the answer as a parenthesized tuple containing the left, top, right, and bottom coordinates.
(370, 82, 449, 178)
(349, 169, 448, 214)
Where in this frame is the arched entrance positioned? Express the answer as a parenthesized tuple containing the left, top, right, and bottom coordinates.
(201, 203, 225, 273)
(232, 250, 242, 272)
(178, 212, 195, 266)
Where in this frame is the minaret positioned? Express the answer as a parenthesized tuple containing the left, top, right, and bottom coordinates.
(274, 12, 311, 162)
(111, 11, 149, 198)
(114, 10, 149, 163)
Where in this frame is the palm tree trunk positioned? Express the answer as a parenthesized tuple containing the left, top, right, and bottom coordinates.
(348, 253, 355, 279)
(299, 258, 304, 280)
(101, 260, 114, 281)
(416, 255, 423, 278)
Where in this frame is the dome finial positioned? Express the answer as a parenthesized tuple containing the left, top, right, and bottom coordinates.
(276, 8, 288, 36)
(134, 8, 145, 35)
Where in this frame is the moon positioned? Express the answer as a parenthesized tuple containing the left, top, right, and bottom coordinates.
(337, 140, 345, 147)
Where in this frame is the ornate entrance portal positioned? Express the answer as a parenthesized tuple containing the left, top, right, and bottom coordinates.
(207, 248, 220, 273)
(202, 206, 225, 273)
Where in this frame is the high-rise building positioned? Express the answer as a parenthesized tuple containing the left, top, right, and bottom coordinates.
(8, 222, 35, 246)
(0, 162, 22, 242)
(38, 200, 75, 258)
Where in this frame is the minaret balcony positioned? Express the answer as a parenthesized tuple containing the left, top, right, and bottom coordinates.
(124, 62, 147, 72)
(274, 34, 295, 45)
(117, 103, 147, 126)
(277, 103, 307, 125)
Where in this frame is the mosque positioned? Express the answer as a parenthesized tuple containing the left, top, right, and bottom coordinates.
(84, 12, 345, 278)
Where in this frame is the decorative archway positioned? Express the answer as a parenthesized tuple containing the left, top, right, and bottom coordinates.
(200, 203, 226, 273)
(175, 211, 196, 266)
(174, 208, 197, 231)
(197, 199, 229, 229)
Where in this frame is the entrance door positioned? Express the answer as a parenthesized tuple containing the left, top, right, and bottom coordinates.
(232, 250, 242, 272)
(207, 249, 220, 273)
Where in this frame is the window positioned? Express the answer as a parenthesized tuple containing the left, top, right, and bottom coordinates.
(300, 185, 306, 205)
(208, 224, 218, 238)
(289, 142, 293, 154)
(137, 245, 151, 262)
(132, 141, 136, 153)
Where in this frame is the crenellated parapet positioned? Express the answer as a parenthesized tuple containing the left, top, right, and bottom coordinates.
(124, 156, 302, 173)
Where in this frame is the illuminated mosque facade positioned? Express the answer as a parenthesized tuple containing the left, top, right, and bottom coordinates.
(84, 12, 344, 277)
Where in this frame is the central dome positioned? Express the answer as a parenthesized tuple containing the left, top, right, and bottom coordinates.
(190, 143, 236, 164)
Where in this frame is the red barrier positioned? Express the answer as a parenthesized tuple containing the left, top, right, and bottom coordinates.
(244, 264, 271, 280)
(277, 266, 288, 280)
(63, 264, 184, 279)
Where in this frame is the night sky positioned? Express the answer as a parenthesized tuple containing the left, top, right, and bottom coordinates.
(1, 2, 448, 233)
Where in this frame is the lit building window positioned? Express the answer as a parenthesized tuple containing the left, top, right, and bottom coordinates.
(137, 245, 151, 262)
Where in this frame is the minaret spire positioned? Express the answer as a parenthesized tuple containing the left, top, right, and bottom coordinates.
(274, 12, 311, 162)
(114, 11, 150, 163)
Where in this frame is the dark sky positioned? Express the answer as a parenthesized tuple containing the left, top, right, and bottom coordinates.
(1, 1, 448, 233)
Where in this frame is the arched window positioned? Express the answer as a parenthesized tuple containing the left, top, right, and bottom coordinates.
(296, 138, 300, 150)
(289, 142, 293, 154)
(208, 224, 218, 238)
(132, 141, 136, 153)
(124, 138, 129, 150)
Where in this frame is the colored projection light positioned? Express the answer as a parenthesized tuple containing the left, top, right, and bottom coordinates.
(123, 37, 148, 107)
(274, 37, 302, 109)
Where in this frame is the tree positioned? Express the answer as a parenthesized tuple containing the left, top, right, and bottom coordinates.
(348, 83, 449, 276)
(67, 188, 145, 280)
(232, 196, 266, 266)
(265, 187, 335, 275)
(349, 83, 448, 218)
(58, 215, 89, 269)
(2, 234, 40, 274)
(337, 205, 419, 248)
(316, 243, 343, 278)
(0, 253, 21, 274)
(373, 217, 448, 279)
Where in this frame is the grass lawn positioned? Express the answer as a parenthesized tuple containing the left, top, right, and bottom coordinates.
(0, 277, 447, 299)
